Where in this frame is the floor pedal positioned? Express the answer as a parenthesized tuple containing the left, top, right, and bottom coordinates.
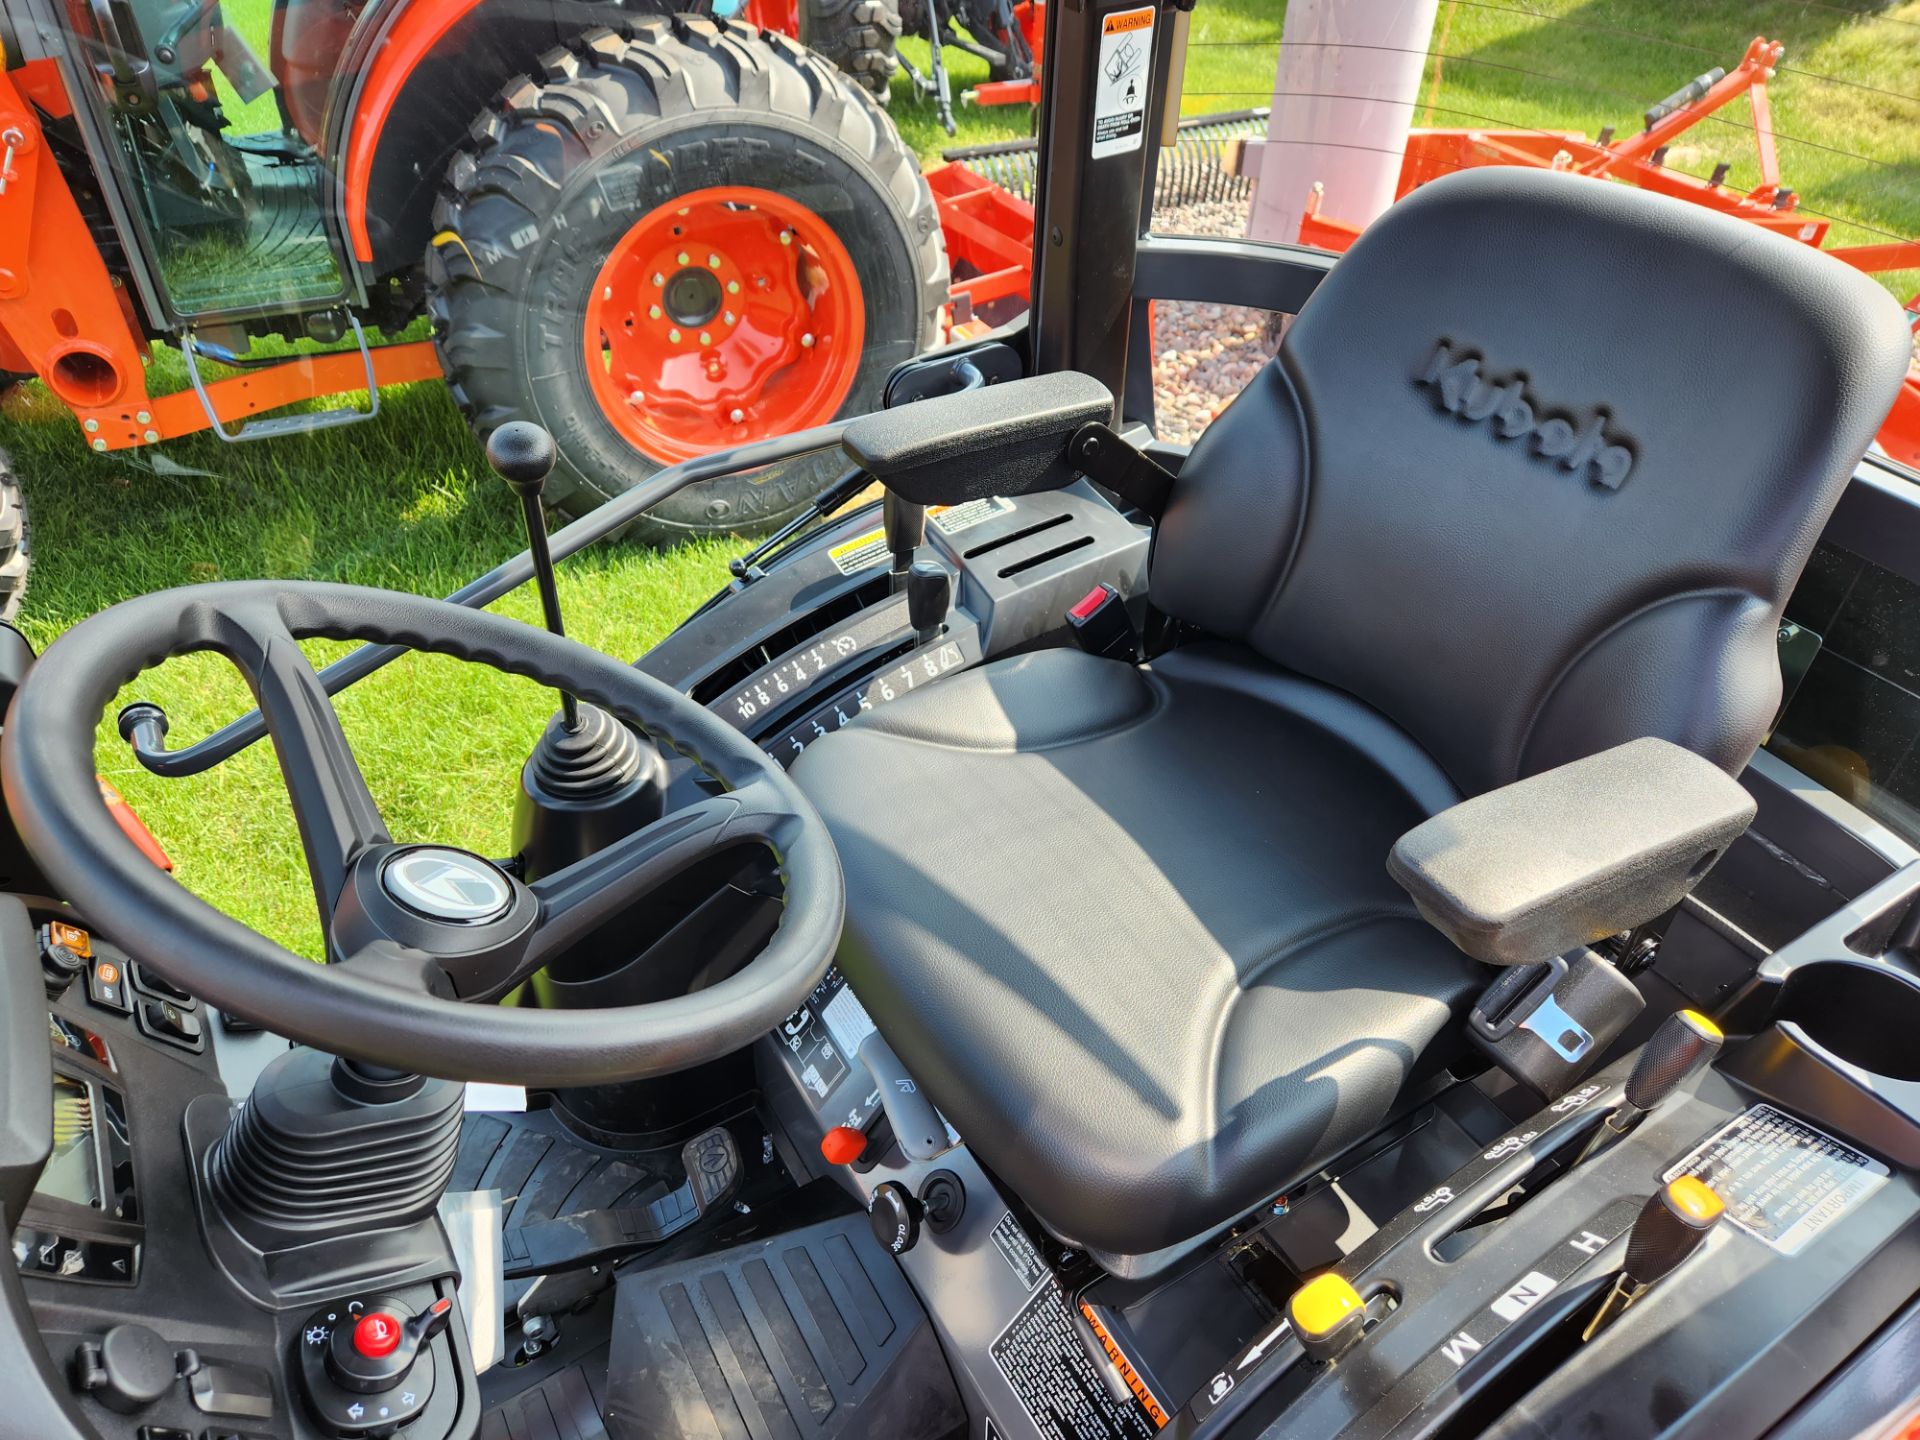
(501, 1128, 742, 1279)
(603, 1211, 964, 1440)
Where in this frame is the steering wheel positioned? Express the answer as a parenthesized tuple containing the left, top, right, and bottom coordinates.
(0, 582, 844, 1086)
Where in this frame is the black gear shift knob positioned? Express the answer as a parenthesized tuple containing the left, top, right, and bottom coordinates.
(907, 561, 950, 644)
(486, 421, 558, 499)
(1623, 1009, 1723, 1112)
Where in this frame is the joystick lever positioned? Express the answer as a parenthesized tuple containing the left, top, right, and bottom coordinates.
(487, 422, 578, 733)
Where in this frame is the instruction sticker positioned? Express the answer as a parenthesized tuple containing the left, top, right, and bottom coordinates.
(1091, 7, 1154, 159)
(1663, 1104, 1889, 1256)
(991, 1212, 1048, 1291)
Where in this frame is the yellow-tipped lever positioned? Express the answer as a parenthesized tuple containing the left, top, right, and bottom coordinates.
(1289, 1273, 1367, 1365)
(1583, 1175, 1724, 1341)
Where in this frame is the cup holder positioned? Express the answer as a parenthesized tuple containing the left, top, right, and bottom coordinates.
(1773, 959, 1920, 1082)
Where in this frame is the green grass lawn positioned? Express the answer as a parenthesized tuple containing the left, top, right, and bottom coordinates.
(1, 370, 735, 959)
(5, 0, 1919, 957)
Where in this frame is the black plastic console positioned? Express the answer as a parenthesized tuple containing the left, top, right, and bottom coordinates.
(640, 481, 1148, 767)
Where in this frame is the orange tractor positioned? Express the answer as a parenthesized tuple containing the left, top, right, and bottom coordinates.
(0, 0, 969, 558)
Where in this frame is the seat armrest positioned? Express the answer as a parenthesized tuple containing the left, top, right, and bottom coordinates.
(1387, 737, 1756, 966)
(841, 372, 1113, 504)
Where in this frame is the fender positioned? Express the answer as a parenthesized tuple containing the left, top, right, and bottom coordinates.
(334, 0, 734, 274)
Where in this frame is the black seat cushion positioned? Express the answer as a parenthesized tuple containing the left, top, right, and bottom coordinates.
(791, 643, 1484, 1258)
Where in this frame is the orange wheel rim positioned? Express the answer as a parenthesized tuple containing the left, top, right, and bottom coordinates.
(584, 186, 867, 464)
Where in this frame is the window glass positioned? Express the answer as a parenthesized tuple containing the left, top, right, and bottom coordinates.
(0, 3, 998, 946)
(1154, 0, 1920, 487)
(1774, 542, 1920, 844)
(1149, 301, 1288, 446)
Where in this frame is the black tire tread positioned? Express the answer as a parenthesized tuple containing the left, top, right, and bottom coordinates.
(800, 0, 903, 105)
(427, 16, 946, 540)
(0, 448, 34, 624)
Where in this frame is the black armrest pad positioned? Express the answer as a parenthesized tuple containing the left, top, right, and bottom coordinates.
(1387, 738, 1756, 966)
(842, 372, 1113, 504)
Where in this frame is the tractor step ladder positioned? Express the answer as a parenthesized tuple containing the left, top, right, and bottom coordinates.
(180, 310, 383, 442)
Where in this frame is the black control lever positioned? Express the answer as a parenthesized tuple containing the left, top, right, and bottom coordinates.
(883, 491, 926, 587)
(1582, 1177, 1723, 1340)
(907, 561, 950, 646)
(486, 421, 578, 733)
(1576, 1009, 1723, 1165)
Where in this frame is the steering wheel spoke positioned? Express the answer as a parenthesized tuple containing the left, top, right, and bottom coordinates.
(5, 579, 842, 1085)
(334, 935, 457, 999)
(229, 606, 390, 929)
(523, 779, 800, 974)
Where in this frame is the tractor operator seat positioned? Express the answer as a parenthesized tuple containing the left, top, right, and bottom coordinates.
(790, 169, 1913, 1275)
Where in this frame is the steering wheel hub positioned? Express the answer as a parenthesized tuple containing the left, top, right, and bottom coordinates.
(381, 846, 514, 924)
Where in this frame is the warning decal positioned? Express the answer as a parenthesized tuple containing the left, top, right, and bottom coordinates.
(828, 526, 889, 576)
(990, 1285, 1156, 1440)
(1663, 1104, 1889, 1255)
(1092, 7, 1154, 159)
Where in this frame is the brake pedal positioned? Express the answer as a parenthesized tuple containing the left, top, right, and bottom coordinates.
(500, 1126, 741, 1279)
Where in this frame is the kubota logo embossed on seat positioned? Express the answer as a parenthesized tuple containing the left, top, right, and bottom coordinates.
(1415, 342, 1636, 492)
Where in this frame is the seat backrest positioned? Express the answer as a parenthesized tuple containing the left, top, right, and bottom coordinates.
(1153, 167, 1913, 798)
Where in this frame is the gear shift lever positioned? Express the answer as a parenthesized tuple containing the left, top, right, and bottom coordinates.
(906, 561, 950, 647)
(489, 422, 669, 883)
(487, 421, 578, 734)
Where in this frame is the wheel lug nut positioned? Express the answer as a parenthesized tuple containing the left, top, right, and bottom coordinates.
(649, 304, 662, 319)
(668, 328, 682, 343)
(779, 230, 792, 246)
(708, 253, 721, 268)
(730, 408, 745, 423)
(699, 330, 712, 346)
(727, 280, 740, 294)
(677, 250, 689, 265)
(652, 272, 664, 287)
(801, 332, 816, 348)
(725, 311, 736, 325)
(602, 285, 612, 300)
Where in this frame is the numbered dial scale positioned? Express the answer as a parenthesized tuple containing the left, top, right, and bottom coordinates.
(711, 591, 982, 767)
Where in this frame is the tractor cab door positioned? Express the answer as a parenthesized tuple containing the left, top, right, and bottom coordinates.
(50, 0, 349, 322)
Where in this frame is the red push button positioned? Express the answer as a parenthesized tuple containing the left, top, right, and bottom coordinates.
(353, 1312, 403, 1358)
(1069, 585, 1110, 621)
(820, 1125, 868, 1166)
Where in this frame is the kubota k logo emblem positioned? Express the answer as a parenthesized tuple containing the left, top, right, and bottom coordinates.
(1415, 342, 1635, 492)
(382, 846, 513, 923)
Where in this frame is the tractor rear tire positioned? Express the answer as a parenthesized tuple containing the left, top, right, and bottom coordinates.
(0, 449, 33, 624)
(801, 0, 904, 106)
(427, 18, 947, 546)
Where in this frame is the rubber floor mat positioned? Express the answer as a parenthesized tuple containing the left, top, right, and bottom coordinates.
(604, 1212, 965, 1439)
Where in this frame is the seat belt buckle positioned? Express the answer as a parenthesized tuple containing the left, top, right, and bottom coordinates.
(1065, 584, 1139, 662)
(1467, 948, 1644, 1098)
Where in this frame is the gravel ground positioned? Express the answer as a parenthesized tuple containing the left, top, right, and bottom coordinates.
(1147, 195, 1286, 446)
